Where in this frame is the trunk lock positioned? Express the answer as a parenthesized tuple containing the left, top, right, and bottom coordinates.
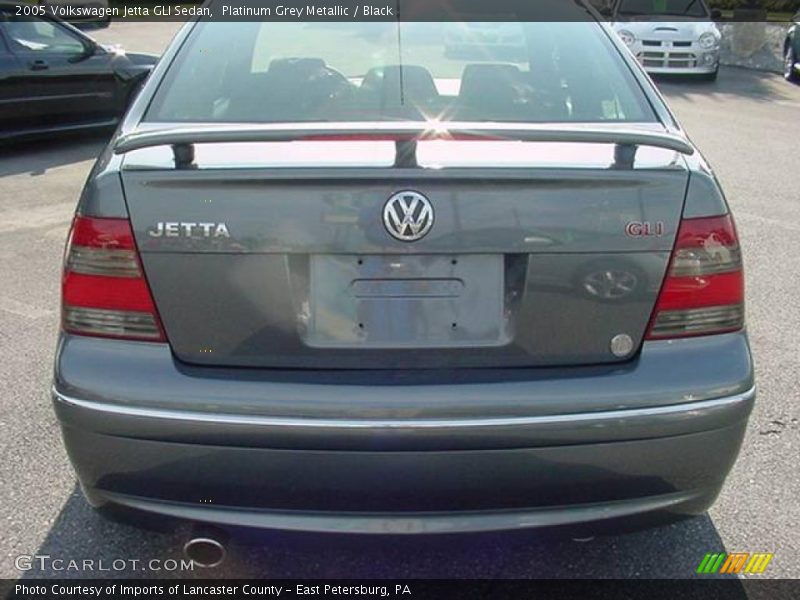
(610, 334, 634, 357)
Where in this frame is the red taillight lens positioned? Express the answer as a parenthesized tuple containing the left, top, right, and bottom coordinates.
(62, 216, 165, 342)
(646, 214, 744, 339)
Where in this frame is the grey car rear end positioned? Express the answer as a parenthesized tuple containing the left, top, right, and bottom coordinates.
(53, 6, 754, 535)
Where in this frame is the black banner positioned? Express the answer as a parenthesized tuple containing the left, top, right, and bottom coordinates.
(2, 580, 800, 600)
(7, 0, 795, 22)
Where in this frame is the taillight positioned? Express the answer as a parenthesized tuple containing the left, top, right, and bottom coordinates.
(62, 216, 165, 342)
(646, 214, 744, 339)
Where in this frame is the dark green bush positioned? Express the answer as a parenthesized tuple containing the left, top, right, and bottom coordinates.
(708, 0, 800, 12)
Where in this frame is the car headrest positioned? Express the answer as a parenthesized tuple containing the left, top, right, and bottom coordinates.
(360, 65, 439, 105)
(459, 63, 522, 106)
(267, 57, 327, 78)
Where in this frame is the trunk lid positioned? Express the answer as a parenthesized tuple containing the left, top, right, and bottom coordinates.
(121, 138, 688, 369)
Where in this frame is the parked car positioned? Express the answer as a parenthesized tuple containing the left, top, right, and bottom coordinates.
(785, 11, 800, 82)
(610, 0, 722, 80)
(0, 2, 156, 140)
(52, 0, 753, 562)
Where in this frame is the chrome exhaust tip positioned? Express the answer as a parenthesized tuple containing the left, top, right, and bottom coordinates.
(183, 530, 226, 568)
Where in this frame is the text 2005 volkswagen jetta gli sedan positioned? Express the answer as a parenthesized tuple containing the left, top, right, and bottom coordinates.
(52, 1, 754, 539)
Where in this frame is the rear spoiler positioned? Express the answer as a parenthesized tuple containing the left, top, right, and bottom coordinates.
(113, 122, 694, 168)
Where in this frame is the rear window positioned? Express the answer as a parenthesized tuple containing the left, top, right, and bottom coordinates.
(147, 21, 656, 124)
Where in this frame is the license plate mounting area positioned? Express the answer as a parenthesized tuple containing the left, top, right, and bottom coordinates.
(306, 254, 505, 348)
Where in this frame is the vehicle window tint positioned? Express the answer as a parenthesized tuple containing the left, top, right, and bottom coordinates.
(4, 16, 84, 54)
(148, 21, 656, 124)
(0, 11, 8, 52)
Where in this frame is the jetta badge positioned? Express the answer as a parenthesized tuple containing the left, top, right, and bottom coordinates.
(383, 191, 434, 242)
(148, 222, 230, 238)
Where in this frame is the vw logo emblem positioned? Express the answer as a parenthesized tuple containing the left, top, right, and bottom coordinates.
(383, 191, 434, 242)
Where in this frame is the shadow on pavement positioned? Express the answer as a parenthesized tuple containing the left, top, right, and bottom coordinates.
(655, 67, 794, 103)
(23, 484, 745, 581)
(0, 133, 110, 178)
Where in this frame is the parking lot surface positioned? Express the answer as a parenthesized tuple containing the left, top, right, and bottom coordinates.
(1, 22, 798, 579)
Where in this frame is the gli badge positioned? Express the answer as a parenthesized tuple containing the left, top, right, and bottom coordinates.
(625, 221, 665, 237)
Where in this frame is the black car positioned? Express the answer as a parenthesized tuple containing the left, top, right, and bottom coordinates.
(786, 11, 800, 83)
(0, 2, 156, 140)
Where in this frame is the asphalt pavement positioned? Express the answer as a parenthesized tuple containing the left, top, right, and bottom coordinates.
(0, 22, 798, 580)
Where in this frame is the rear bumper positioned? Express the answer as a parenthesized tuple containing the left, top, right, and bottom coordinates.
(60, 422, 746, 534)
(52, 332, 755, 533)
